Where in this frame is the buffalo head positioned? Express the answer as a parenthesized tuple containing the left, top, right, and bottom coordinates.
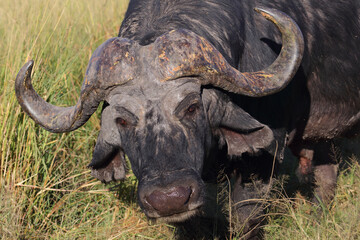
(15, 8, 303, 222)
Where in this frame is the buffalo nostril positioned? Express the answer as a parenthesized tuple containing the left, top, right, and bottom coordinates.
(145, 186, 192, 215)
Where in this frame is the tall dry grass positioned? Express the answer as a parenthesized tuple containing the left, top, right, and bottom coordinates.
(0, 0, 174, 238)
(1, 0, 359, 239)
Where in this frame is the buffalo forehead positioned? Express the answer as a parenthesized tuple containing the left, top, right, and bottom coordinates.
(107, 79, 201, 113)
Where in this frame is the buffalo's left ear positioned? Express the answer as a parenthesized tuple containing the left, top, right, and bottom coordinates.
(88, 106, 127, 183)
(203, 89, 275, 157)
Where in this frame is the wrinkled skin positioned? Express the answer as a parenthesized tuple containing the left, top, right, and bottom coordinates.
(99, 80, 209, 220)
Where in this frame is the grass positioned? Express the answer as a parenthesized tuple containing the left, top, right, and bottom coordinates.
(263, 158, 360, 240)
(0, 0, 359, 239)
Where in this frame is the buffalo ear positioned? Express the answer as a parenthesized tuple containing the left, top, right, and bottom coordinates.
(88, 106, 127, 183)
(204, 89, 275, 157)
(88, 140, 127, 183)
(219, 125, 274, 157)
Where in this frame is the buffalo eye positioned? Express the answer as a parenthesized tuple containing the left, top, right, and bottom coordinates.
(114, 106, 138, 127)
(186, 103, 198, 116)
(116, 117, 128, 127)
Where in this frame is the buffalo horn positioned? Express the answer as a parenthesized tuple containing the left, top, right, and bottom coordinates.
(157, 7, 304, 97)
(15, 38, 136, 133)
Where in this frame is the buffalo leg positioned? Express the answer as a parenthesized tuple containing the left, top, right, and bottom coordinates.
(296, 147, 314, 183)
(312, 141, 338, 204)
(292, 141, 338, 204)
(312, 163, 338, 204)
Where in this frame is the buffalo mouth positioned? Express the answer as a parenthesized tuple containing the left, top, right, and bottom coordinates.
(146, 205, 203, 223)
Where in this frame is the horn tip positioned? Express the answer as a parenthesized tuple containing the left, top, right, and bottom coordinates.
(22, 60, 35, 72)
(253, 7, 266, 14)
(15, 60, 35, 89)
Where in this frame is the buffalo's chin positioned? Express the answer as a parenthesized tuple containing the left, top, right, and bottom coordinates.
(149, 208, 200, 223)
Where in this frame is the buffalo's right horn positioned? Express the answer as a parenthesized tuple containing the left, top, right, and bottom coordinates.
(15, 38, 137, 133)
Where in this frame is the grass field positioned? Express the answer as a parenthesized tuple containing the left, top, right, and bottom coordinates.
(0, 0, 359, 239)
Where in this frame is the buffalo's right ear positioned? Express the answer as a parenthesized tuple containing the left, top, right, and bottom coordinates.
(203, 89, 275, 157)
(88, 139, 127, 183)
(88, 106, 127, 183)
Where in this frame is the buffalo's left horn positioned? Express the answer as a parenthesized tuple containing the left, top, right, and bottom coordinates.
(240, 7, 305, 96)
(15, 38, 136, 133)
(156, 7, 304, 97)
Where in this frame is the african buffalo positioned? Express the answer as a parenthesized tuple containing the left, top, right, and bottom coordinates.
(15, 0, 360, 238)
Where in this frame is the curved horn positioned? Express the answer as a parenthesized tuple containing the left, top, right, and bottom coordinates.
(242, 7, 305, 96)
(154, 7, 304, 97)
(15, 60, 104, 133)
(15, 38, 136, 133)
